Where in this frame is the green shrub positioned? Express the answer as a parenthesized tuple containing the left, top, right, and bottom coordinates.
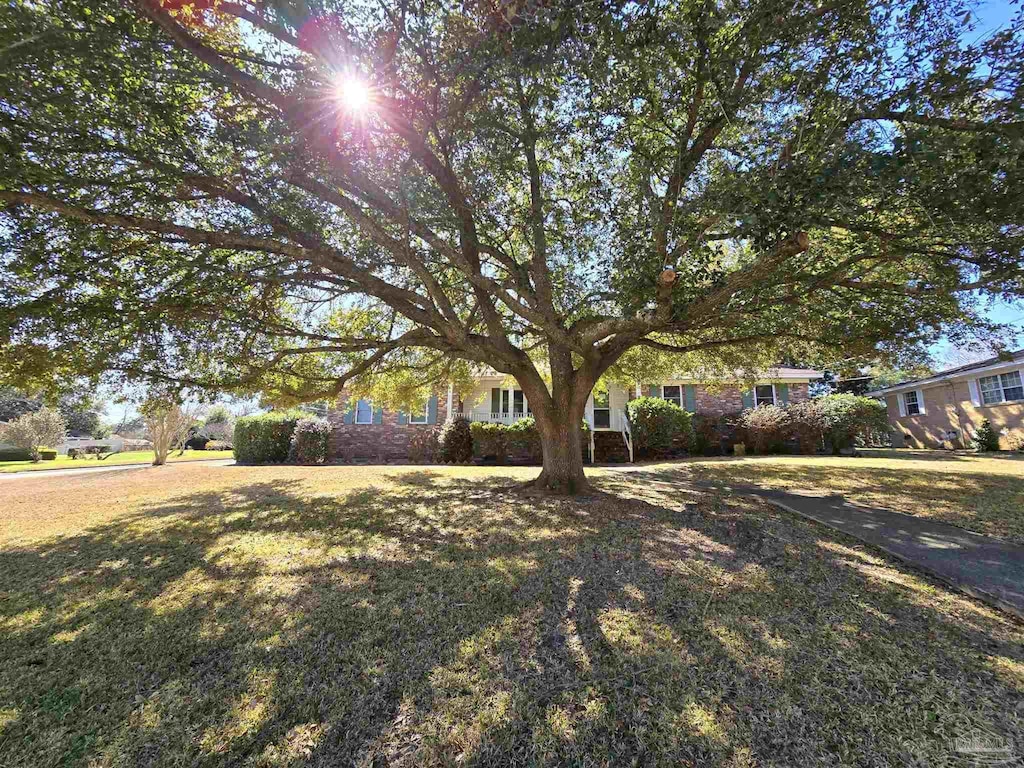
(205, 440, 233, 451)
(786, 399, 829, 454)
(234, 412, 301, 464)
(289, 417, 331, 464)
(812, 394, 889, 454)
(737, 404, 791, 454)
(1007, 432, 1024, 453)
(0, 448, 32, 461)
(471, 421, 507, 462)
(973, 419, 1001, 452)
(39, 449, 58, 461)
(625, 397, 691, 457)
(506, 417, 544, 462)
(437, 417, 473, 463)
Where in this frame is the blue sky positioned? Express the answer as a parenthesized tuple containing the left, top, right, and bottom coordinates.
(926, 1, 1023, 364)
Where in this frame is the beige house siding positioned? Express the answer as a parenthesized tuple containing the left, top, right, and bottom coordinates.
(887, 380, 1024, 449)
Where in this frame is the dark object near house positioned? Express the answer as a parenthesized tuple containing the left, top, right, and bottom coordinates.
(185, 435, 210, 450)
(0, 448, 33, 461)
(973, 419, 1001, 452)
(39, 449, 57, 461)
(437, 417, 473, 463)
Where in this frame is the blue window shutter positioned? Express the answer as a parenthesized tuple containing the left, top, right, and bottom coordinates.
(684, 385, 697, 413)
(397, 410, 408, 425)
(647, 385, 659, 397)
(372, 407, 383, 424)
(342, 399, 354, 425)
(777, 384, 789, 405)
(427, 395, 439, 424)
(741, 389, 755, 409)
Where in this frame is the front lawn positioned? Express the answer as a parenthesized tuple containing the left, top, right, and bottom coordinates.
(1, 463, 1021, 766)
(682, 449, 1024, 543)
(0, 449, 234, 473)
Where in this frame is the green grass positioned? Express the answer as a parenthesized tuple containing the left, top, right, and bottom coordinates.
(0, 449, 234, 473)
(1, 462, 1021, 766)
(680, 448, 1024, 542)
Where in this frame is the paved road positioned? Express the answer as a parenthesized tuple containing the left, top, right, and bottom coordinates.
(693, 480, 1024, 620)
(0, 458, 235, 480)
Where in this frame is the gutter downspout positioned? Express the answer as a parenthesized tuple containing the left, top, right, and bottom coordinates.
(947, 380, 969, 449)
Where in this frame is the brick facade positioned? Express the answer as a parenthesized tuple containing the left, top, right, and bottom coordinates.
(328, 381, 813, 461)
(629, 383, 809, 416)
(327, 391, 449, 462)
(886, 380, 1024, 449)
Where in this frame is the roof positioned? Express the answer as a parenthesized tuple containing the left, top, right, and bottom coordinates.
(865, 349, 1024, 397)
(472, 365, 823, 381)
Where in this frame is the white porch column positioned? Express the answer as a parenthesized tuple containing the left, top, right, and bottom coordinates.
(446, 383, 454, 421)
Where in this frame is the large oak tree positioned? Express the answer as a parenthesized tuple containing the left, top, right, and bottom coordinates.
(1, 0, 1022, 491)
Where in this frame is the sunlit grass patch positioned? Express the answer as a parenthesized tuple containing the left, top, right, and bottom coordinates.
(0, 462, 1021, 766)
(682, 450, 1024, 541)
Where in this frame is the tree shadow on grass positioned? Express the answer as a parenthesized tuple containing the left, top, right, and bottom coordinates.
(1, 471, 1022, 766)
(669, 458, 1024, 542)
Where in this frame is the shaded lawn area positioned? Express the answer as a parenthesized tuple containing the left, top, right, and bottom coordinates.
(682, 449, 1024, 543)
(0, 449, 234, 473)
(1, 464, 1022, 766)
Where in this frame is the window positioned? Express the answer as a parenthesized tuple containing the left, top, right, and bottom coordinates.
(903, 390, 921, 416)
(513, 389, 525, 417)
(754, 384, 776, 407)
(979, 371, 1024, 405)
(661, 385, 682, 407)
(355, 399, 373, 424)
(593, 390, 610, 429)
(491, 387, 509, 416)
(409, 401, 428, 425)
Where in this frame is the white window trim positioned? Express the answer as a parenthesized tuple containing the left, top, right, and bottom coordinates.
(975, 369, 1024, 407)
(658, 384, 683, 408)
(354, 399, 374, 425)
(754, 383, 777, 407)
(898, 389, 926, 417)
(408, 400, 429, 425)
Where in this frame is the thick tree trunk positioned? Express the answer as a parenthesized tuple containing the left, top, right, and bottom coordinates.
(533, 415, 589, 494)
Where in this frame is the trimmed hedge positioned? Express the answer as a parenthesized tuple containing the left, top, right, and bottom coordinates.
(437, 417, 473, 463)
(625, 397, 692, 457)
(0, 448, 32, 461)
(205, 440, 233, 451)
(470, 417, 545, 464)
(468, 417, 594, 464)
(289, 417, 331, 464)
(234, 412, 301, 464)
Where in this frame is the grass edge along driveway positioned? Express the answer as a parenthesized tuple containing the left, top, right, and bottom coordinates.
(0, 449, 234, 473)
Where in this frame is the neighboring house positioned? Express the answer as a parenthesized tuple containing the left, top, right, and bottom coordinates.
(866, 349, 1024, 449)
(327, 366, 822, 462)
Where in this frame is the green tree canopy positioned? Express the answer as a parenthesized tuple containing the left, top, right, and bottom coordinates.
(1, 0, 1022, 490)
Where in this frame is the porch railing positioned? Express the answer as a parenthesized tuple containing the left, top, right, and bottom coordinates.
(452, 408, 531, 424)
(620, 410, 634, 463)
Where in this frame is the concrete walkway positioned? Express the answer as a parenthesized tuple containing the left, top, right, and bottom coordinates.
(697, 481, 1024, 620)
(0, 458, 235, 480)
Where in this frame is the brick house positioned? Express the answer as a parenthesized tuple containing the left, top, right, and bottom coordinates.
(327, 367, 821, 462)
(866, 349, 1024, 449)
